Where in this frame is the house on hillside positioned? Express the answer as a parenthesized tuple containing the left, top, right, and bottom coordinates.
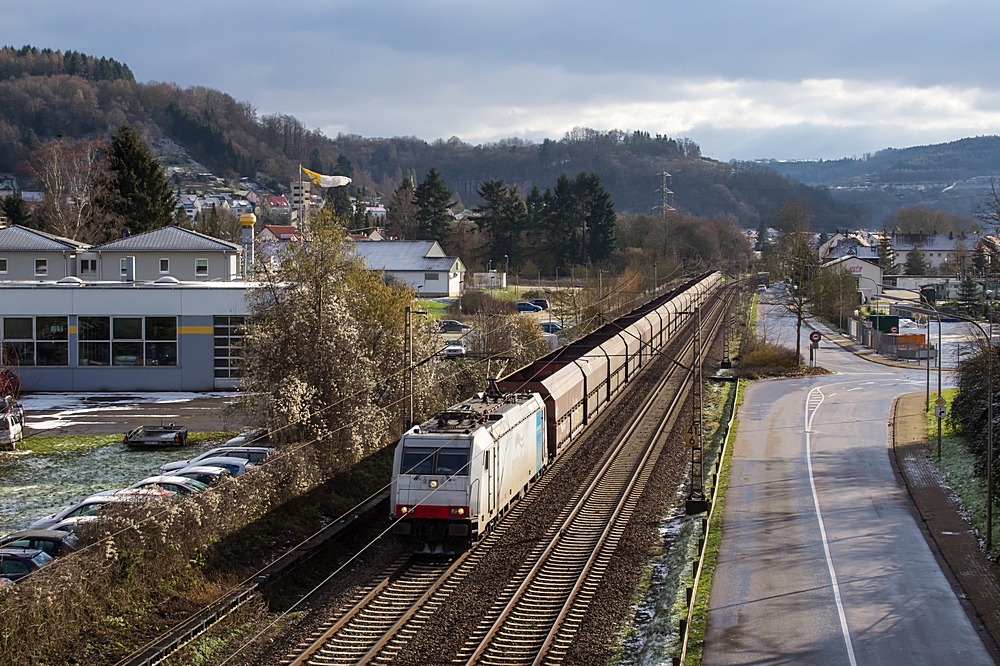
(892, 232, 980, 273)
(352, 240, 465, 297)
(819, 232, 878, 261)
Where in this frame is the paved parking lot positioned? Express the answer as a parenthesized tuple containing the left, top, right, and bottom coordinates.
(19, 392, 246, 435)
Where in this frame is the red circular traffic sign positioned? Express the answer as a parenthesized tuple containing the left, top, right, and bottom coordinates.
(809, 331, 821, 343)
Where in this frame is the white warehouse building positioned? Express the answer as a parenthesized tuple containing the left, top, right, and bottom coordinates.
(0, 280, 248, 392)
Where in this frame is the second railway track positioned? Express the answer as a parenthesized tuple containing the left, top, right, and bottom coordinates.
(280, 283, 737, 666)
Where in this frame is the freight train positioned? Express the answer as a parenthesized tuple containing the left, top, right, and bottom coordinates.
(390, 271, 724, 552)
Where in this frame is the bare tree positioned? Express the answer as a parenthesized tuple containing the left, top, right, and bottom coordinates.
(27, 138, 118, 241)
(763, 200, 817, 361)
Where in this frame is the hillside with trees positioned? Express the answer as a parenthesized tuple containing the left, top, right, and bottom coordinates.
(0, 45, 863, 231)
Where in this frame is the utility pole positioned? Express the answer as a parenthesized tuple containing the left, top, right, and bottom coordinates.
(656, 171, 676, 212)
(404, 306, 413, 430)
(686, 301, 707, 514)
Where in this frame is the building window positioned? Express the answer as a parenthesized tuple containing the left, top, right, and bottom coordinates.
(2, 317, 34, 366)
(424, 273, 440, 281)
(214, 316, 245, 379)
(159, 258, 170, 274)
(120, 258, 128, 277)
(145, 317, 177, 366)
(35, 316, 68, 366)
(196, 259, 208, 277)
(0, 258, 7, 274)
(34, 259, 47, 277)
(80, 259, 97, 275)
(78, 316, 176, 367)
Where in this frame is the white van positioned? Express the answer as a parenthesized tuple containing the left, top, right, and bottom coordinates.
(0, 397, 24, 451)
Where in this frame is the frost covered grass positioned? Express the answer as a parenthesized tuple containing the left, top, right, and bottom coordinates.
(615, 379, 738, 666)
(17, 430, 234, 455)
(924, 388, 1000, 554)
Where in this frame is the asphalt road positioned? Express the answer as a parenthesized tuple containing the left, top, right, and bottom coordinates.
(704, 300, 993, 665)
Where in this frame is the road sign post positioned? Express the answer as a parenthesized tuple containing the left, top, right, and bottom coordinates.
(936, 397, 946, 460)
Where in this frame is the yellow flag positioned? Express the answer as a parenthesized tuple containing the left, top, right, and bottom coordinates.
(301, 167, 351, 188)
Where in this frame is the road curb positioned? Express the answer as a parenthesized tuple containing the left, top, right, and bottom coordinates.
(889, 393, 1000, 662)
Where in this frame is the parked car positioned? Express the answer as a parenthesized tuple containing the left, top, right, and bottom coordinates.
(0, 529, 79, 557)
(172, 466, 233, 486)
(540, 321, 564, 334)
(529, 299, 550, 310)
(130, 476, 209, 495)
(223, 429, 270, 448)
(1, 396, 24, 451)
(48, 516, 98, 534)
(516, 302, 543, 312)
(29, 488, 175, 530)
(439, 320, 471, 333)
(159, 446, 275, 474)
(443, 340, 466, 358)
(177, 457, 254, 477)
(0, 548, 52, 582)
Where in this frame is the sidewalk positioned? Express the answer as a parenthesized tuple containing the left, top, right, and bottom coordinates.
(892, 392, 1000, 656)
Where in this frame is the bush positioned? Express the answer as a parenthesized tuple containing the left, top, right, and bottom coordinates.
(735, 337, 800, 378)
(451, 290, 517, 315)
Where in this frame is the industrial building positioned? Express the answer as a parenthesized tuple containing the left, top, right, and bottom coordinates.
(0, 280, 248, 392)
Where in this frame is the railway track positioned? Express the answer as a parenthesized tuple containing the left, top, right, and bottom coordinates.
(280, 284, 736, 666)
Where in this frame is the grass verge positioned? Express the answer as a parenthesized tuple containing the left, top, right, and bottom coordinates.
(685, 378, 744, 665)
(923, 388, 1000, 552)
(16, 431, 237, 454)
(418, 299, 449, 319)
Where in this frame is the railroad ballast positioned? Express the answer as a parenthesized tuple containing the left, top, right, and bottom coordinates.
(391, 271, 724, 553)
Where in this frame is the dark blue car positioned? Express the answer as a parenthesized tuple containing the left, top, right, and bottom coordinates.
(516, 302, 543, 312)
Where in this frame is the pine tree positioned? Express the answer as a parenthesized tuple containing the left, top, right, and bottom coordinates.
(334, 154, 355, 179)
(385, 178, 417, 239)
(755, 218, 768, 250)
(352, 186, 369, 229)
(904, 247, 928, 275)
(474, 179, 527, 265)
(958, 272, 980, 314)
(309, 148, 324, 174)
(414, 168, 454, 242)
(1, 191, 32, 227)
(103, 125, 175, 233)
(878, 231, 897, 274)
(575, 172, 617, 263)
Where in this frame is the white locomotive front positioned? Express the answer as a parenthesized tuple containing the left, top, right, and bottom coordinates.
(391, 390, 547, 553)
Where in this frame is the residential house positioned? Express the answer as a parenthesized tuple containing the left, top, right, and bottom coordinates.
(352, 239, 465, 297)
(0, 224, 90, 281)
(821, 254, 883, 303)
(267, 195, 291, 216)
(83, 226, 242, 282)
(891, 232, 980, 273)
(819, 232, 878, 261)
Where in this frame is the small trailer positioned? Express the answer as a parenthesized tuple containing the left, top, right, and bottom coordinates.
(1, 396, 24, 451)
(124, 424, 189, 449)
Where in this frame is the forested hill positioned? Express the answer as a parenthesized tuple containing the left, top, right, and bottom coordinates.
(0, 45, 861, 230)
(761, 136, 1000, 186)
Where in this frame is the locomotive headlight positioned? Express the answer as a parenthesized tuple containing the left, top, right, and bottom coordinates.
(400, 506, 408, 513)
(429, 480, 438, 488)
(457, 507, 465, 515)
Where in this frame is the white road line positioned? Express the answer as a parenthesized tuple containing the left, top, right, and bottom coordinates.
(805, 387, 858, 666)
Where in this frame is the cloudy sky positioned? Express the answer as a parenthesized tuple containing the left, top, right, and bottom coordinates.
(5, 0, 1000, 161)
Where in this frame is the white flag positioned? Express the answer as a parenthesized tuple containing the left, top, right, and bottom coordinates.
(301, 167, 351, 188)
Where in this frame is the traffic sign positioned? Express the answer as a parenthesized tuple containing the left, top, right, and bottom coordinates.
(936, 396, 946, 406)
(809, 331, 821, 343)
(935, 405, 947, 418)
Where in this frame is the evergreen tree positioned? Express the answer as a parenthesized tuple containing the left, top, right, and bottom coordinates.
(575, 172, 617, 263)
(334, 154, 355, 179)
(385, 178, 417, 239)
(0, 191, 32, 227)
(958, 272, 980, 313)
(352, 186, 369, 229)
(103, 125, 175, 233)
(414, 168, 454, 242)
(755, 218, 768, 250)
(524, 185, 546, 250)
(308, 148, 324, 174)
(327, 186, 353, 223)
(904, 247, 928, 275)
(543, 173, 580, 266)
(878, 231, 897, 274)
(474, 179, 527, 265)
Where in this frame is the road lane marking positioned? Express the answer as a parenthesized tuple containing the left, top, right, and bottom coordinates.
(805, 387, 858, 666)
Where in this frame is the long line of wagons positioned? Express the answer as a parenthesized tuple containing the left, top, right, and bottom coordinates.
(391, 271, 725, 553)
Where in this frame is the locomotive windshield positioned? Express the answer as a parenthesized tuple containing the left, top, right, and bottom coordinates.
(401, 447, 470, 476)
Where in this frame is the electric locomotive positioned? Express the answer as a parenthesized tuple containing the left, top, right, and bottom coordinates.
(391, 389, 546, 553)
